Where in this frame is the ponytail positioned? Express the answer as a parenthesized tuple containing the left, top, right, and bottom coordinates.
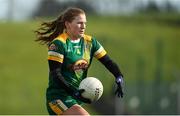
(35, 15, 65, 45)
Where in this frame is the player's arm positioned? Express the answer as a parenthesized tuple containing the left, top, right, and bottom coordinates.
(47, 41, 81, 98)
(91, 37, 124, 98)
(98, 55, 123, 78)
(48, 60, 91, 103)
(98, 54, 124, 98)
(48, 60, 74, 93)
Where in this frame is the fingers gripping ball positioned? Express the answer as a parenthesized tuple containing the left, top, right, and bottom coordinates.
(79, 77, 103, 103)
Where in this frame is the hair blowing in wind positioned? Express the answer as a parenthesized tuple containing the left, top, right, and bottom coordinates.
(34, 7, 85, 45)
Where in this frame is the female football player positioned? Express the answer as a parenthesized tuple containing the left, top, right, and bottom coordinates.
(35, 7, 124, 115)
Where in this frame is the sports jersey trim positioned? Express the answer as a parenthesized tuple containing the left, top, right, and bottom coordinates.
(55, 33, 69, 43)
(94, 46, 107, 59)
(55, 33, 92, 43)
(48, 56, 63, 63)
(48, 51, 64, 59)
(83, 34, 92, 41)
(48, 51, 64, 63)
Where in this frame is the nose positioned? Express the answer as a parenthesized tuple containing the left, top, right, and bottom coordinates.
(81, 23, 86, 29)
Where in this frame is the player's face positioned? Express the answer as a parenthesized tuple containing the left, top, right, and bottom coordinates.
(65, 14, 86, 39)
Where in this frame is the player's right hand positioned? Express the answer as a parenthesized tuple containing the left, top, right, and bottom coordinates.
(73, 89, 91, 104)
(115, 75, 124, 98)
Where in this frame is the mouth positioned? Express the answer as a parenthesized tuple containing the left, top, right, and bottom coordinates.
(79, 30, 84, 34)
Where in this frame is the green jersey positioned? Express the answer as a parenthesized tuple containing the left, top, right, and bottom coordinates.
(46, 33, 106, 101)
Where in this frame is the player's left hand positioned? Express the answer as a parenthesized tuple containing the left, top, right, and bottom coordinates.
(115, 75, 124, 98)
(73, 89, 91, 104)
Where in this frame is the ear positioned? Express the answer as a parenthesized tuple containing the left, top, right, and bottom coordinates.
(65, 21, 70, 29)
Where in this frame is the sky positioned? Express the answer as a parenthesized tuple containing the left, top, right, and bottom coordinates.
(0, 0, 41, 21)
(0, 0, 180, 21)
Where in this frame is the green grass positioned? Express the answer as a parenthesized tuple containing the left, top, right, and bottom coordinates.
(0, 14, 180, 114)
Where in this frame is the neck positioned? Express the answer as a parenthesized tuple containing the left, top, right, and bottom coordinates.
(66, 32, 80, 40)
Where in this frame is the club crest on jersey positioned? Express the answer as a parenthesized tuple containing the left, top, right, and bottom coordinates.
(49, 44, 57, 51)
(85, 42, 92, 49)
(71, 59, 89, 71)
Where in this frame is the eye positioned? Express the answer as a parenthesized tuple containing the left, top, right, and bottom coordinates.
(77, 22, 83, 24)
(77, 22, 87, 25)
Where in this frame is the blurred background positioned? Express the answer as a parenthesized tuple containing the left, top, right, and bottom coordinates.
(0, 0, 180, 115)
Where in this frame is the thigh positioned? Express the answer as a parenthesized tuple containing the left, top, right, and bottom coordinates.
(62, 104, 89, 115)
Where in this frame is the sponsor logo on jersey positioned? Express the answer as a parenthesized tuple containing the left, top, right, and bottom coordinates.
(71, 59, 89, 71)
